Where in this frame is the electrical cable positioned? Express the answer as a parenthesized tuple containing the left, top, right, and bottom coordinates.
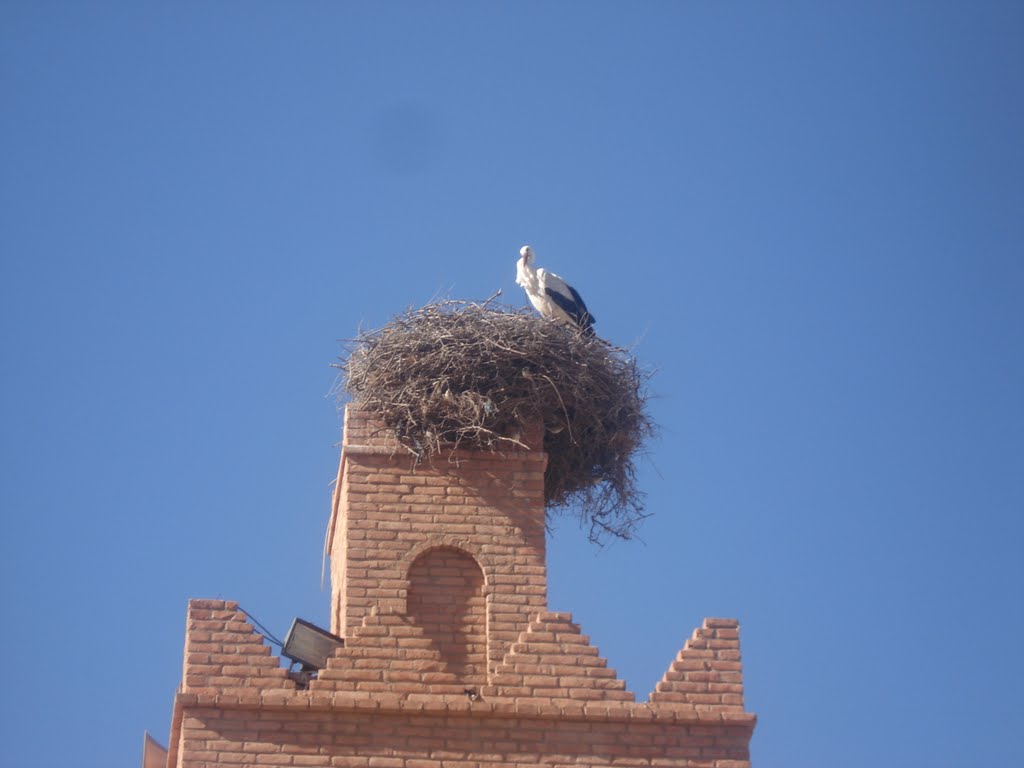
(238, 605, 284, 647)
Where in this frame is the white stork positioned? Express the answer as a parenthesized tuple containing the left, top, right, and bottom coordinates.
(515, 245, 596, 334)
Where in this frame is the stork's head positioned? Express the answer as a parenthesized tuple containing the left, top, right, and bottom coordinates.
(519, 245, 534, 263)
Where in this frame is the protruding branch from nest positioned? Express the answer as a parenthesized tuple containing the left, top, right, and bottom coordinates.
(338, 300, 655, 542)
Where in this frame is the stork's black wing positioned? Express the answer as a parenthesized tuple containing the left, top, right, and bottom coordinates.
(546, 285, 596, 334)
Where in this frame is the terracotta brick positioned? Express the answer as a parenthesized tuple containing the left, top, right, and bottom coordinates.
(166, 405, 755, 767)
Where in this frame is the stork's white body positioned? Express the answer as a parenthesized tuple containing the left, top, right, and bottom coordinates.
(515, 260, 564, 320)
(516, 245, 595, 333)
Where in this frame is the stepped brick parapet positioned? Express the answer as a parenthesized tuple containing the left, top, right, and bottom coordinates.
(650, 618, 747, 711)
(179, 599, 291, 696)
(164, 406, 756, 767)
(486, 611, 635, 706)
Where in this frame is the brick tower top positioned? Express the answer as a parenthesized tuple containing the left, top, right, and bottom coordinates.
(326, 405, 549, 676)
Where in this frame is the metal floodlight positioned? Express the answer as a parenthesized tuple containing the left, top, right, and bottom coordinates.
(281, 618, 345, 671)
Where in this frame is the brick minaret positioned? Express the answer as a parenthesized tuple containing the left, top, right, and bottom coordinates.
(163, 406, 757, 767)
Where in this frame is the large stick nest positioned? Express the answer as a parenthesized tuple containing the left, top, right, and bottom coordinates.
(338, 300, 655, 541)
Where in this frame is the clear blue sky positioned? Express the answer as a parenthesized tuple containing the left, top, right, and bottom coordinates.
(1, 3, 1021, 766)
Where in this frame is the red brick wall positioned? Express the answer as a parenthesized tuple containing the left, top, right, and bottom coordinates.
(175, 702, 754, 767)
(406, 546, 488, 685)
(166, 406, 756, 766)
(650, 619, 747, 710)
(327, 406, 548, 674)
(180, 599, 291, 697)
(169, 600, 754, 767)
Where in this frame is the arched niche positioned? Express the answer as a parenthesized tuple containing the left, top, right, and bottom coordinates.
(405, 546, 487, 685)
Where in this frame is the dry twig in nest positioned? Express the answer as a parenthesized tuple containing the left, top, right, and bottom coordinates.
(337, 300, 655, 542)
